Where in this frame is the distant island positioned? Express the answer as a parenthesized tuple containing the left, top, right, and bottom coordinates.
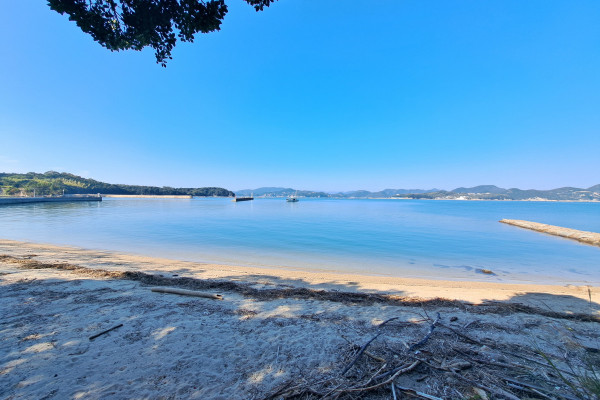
(0, 172, 235, 197)
(400, 184, 600, 201)
(237, 184, 600, 201)
(3, 172, 597, 201)
(235, 187, 441, 199)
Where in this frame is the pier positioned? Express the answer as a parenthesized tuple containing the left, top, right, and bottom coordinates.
(500, 219, 600, 247)
(232, 196, 254, 202)
(0, 196, 102, 206)
(102, 195, 192, 199)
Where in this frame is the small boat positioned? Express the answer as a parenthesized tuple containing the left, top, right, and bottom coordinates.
(286, 192, 299, 202)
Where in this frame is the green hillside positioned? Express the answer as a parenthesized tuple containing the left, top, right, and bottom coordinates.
(0, 171, 234, 197)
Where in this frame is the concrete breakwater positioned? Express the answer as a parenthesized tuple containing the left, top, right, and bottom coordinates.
(500, 219, 600, 247)
(102, 195, 192, 199)
(0, 196, 102, 206)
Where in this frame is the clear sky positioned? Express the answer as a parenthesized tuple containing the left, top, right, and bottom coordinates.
(1, 1, 599, 191)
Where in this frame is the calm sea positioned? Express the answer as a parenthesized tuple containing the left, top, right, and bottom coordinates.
(1, 198, 598, 284)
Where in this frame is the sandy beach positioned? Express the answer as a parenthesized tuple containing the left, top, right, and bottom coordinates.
(1, 239, 599, 399)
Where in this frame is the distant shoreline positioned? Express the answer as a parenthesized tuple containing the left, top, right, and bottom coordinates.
(252, 196, 600, 202)
(393, 197, 600, 203)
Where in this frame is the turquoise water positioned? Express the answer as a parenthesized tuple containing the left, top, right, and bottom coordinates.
(0, 198, 598, 284)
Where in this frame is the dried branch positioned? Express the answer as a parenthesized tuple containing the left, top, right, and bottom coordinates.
(409, 312, 441, 351)
(337, 361, 421, 393)
(89, 323, 123, 340)
(340, 333, 381, 376)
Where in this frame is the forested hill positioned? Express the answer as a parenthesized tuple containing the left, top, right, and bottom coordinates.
(237, 185, 600, 201)
(403, 185, 600, 201)
(0, 172, 235, 197)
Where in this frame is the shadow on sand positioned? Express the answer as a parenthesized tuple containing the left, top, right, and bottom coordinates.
(1, 255, 599, 399)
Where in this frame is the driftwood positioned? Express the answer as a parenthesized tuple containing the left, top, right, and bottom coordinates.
(438, 321, 482, 344)
(499, 375, 574, 400)
(341, 314, 435, 377)
(337, 361, 423, 394)
(340, 333, 381, 376)
(374, 360, 421, 381)
(151, 287, 223, 300)
(262, 311, 597, 400)
(89, 323, 123, 340)
(391, 384, 443, 400)
(409, 312, 440, 351)
(440, 322, 578, 377)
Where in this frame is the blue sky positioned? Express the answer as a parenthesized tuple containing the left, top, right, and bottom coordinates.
(1, 1, 599, 191)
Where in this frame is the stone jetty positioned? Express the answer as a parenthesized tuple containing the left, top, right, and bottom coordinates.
(0, 196, 101, 206)
(102, 195, 192, 199)
(500, 219, 600, 247)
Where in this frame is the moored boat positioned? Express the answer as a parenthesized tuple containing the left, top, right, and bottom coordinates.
(286, 191, 299, 202)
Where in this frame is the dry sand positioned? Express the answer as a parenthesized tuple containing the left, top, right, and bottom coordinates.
(1, 239, 599, 399)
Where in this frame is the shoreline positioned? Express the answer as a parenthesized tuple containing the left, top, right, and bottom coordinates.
(2, 238, 599, 399)
(1, 238, 597, 308)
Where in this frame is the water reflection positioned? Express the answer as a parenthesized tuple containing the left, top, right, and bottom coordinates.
(0, 198, 598, 284)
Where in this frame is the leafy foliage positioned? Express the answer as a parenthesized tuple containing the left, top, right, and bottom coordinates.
(47, 0, 277, 66)
(0, 171, 235, 197)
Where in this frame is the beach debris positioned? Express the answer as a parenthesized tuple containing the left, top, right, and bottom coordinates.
(473, 387, 489, 400)
(2, 255, 599, 323)
(262, 313, 595, 400)
(89, 323, 123, 341)
(340, 332, 382, 376)
(408, 312, 440, 351)
(150, 287, 223, 300)
(476, 268, 495, 275)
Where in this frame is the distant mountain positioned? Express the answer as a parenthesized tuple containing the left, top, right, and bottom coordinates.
(235, 187, 294, 196)
(389, 188, 442, 195)
(5, 174, 596, 201)
(452, 185, 507, 194)
(235, 187, 331, 198)
(0, 171, 235, 197)
(237, 187, 439, 198)
(238, 185, 600, 200)
(502, 187, 597, 201)
(337, 190, 372, 198)
(404, 185, 600, 201)
(337, 188, 440, 198)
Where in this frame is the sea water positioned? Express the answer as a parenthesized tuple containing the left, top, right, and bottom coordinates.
(0, 198, 598, 284)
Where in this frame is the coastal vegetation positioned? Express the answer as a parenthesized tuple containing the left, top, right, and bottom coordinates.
(0, 171, 234, 197)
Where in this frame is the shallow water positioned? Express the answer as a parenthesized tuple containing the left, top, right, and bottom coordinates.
(1, 198, 598, 284)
